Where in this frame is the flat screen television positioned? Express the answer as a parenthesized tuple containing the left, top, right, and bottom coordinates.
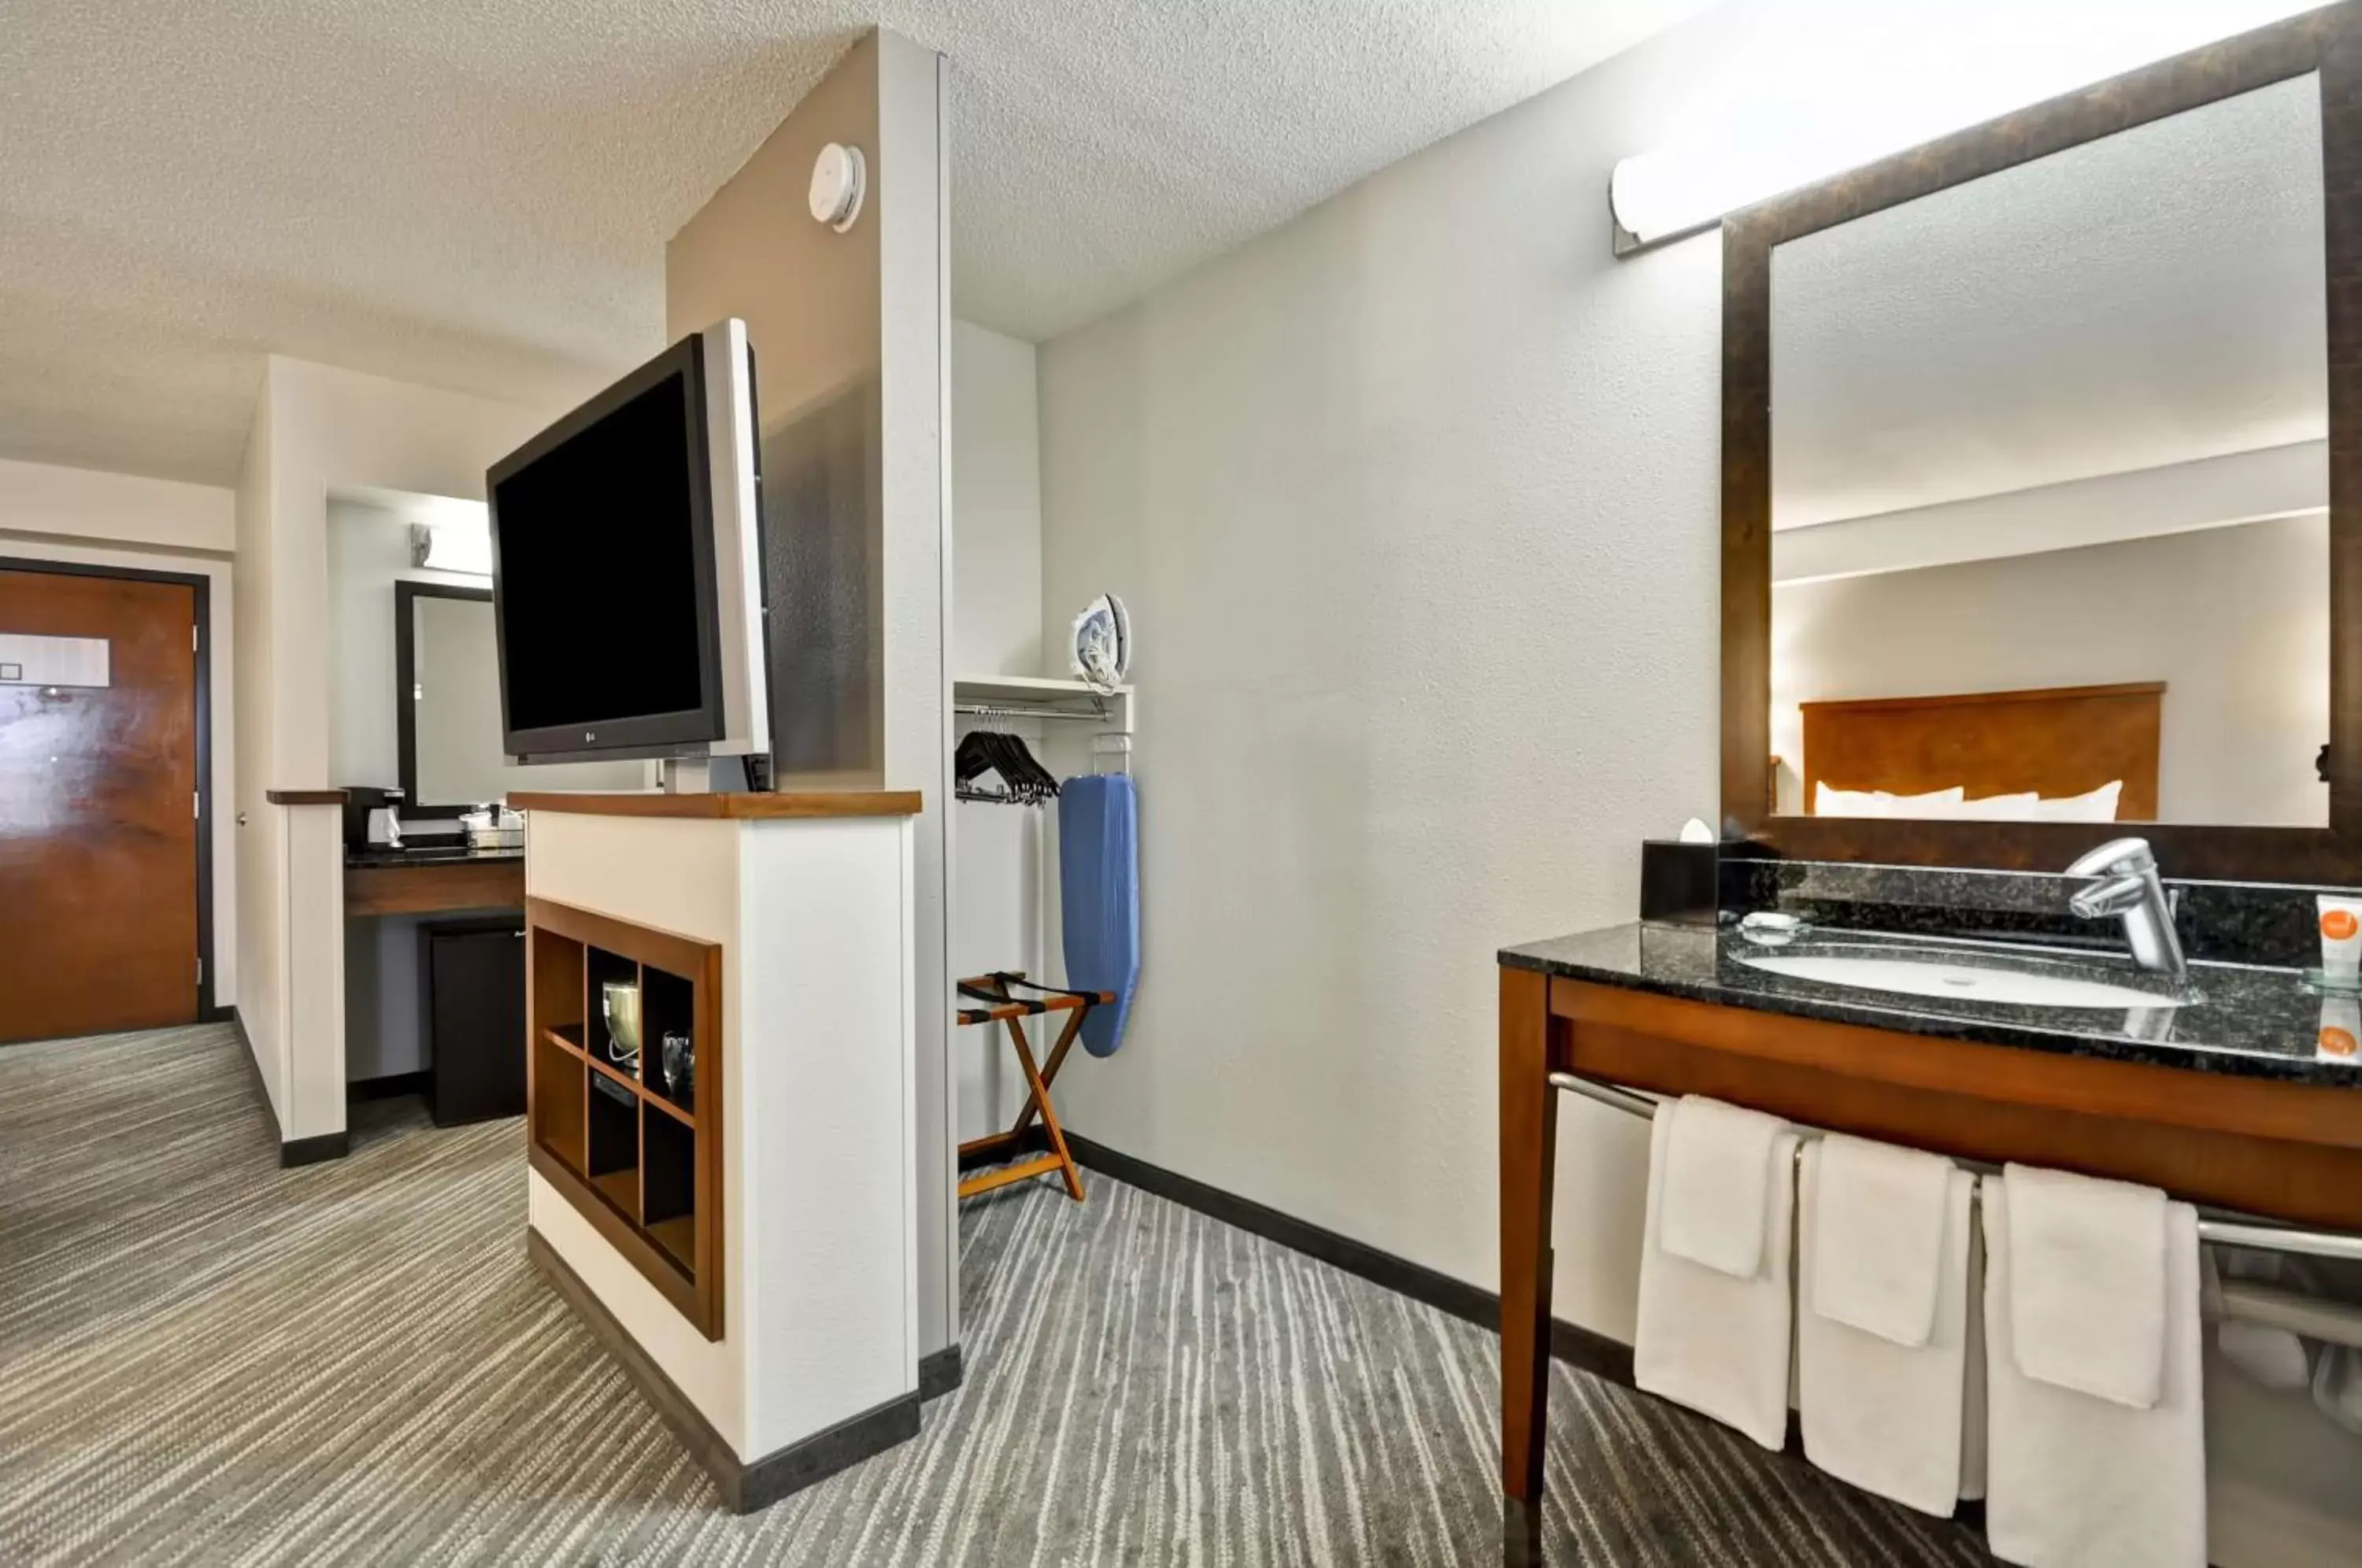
(488, 320, 768, 767)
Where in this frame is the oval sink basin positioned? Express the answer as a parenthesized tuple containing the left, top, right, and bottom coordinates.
(1738, 949, 2186, 1010)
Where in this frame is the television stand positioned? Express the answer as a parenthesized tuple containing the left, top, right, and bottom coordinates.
(513, 785, 924, 1511)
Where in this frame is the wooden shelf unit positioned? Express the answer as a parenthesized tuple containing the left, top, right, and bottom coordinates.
(526, 896, 724, 1340)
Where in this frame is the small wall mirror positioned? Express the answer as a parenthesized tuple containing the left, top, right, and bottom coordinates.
(399, 582, 646, 806)
(401, 583, 502, 805)
(328, 493, 647, 811)
(1767, 74, 2329, 828)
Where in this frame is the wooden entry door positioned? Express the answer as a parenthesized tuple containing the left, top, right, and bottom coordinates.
(0, 568, 201, 1043)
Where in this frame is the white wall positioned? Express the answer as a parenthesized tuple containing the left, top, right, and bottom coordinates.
(948, 317, 1052, 1139)
(0, 456, 235, 553)
(1035, 13, 1727, 1341)
(0, 459, 239, 1008)
(235, 397, 278, 1113)
(951, 320, 1043, 679)
(950, 788, 1050, 1139)
(326, 497, 494, 790)
(1772, 514, 2331, 825)
(235, 356, 554, 1139)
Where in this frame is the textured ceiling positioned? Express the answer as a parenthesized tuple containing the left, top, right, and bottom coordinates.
(0, 0, 1710, 486)
(1772, 73, 2327, 531)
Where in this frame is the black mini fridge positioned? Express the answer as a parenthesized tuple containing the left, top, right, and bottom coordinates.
(420, 918, 527, 1126)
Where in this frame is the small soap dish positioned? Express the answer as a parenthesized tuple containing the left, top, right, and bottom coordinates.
(1738, 911, 1812, 948)
(2301, 967, 2362, 998)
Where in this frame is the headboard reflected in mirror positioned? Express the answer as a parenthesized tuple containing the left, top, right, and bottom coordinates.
(1789, 682, 2160, 822)
(1723, 2, 2362, 881)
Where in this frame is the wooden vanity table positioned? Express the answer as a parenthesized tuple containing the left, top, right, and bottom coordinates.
(342, 849, 523, 916)
(1498, 2, 2362, 1557)
(340, 843, 528, 1119)
(1498, 926, 2362, 1525)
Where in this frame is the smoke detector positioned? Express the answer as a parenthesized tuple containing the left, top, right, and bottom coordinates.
(809, 143, 866, 232)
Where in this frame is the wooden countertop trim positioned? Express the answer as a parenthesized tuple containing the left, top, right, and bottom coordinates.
(267, 789, 349, 805)
(509, 789, 923, 820)
(1550, 978, 2362, 1151)
(345, 857, 524, 918)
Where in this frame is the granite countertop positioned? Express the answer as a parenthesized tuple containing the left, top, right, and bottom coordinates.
(1501, 922, 2362, 1089)
(343, 845, 524, 869)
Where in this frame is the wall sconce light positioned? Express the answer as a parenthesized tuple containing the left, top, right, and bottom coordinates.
(1605, 0, 2327, 257)
(410, 520, 493, 577)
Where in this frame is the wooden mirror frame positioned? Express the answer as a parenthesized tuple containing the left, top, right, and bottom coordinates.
(1722, 3, 2362, 883)
(395, 579, 496, 813)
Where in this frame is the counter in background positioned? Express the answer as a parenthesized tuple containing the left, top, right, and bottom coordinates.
(343, 844, 526, 1119)
(1502, 922, 2362, 1089)
(344, 845, 524, 917)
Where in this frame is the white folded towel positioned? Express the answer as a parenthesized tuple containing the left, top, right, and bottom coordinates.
(2004, 1163, 2168, 1408)
(1960, 1211, 1986, 1503)
(1985, 1182, 2205, 1567)
(1635, 1108, 1798, 1449)
(1797, 1142, 1975, 1516)
(1658, 1096, 1790, 1278)
(1810, 1132, 1957, 1346)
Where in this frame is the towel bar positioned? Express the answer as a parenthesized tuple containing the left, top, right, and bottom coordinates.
(1548, 1069, 2362, 1263)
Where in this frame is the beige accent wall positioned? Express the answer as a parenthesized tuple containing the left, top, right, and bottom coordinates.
(665, 29, 958, 1367)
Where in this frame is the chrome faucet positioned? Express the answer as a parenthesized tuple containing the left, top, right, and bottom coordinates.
(2065, 837, 2186, 985)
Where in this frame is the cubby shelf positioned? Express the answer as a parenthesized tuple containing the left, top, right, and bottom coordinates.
(546, 1026, 698, 1126)
(526, 897, 723, 1340)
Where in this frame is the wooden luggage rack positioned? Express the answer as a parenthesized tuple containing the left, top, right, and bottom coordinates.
(954, 972, 1113, 1203)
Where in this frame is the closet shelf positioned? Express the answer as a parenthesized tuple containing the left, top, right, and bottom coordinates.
(954, 674, 1129, 705)
(953, 675, 1135, 731)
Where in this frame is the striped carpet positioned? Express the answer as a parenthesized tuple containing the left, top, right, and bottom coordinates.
(0, 1023, 1991, 1565)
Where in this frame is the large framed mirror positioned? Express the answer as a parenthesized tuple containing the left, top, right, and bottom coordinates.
(1723, 4, 2362, 882)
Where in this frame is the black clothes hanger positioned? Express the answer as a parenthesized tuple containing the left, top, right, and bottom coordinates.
(955, 724, 1061, 805)
(990, 731, 1061, 803)
(1005, 733, 1059, 797)
(960, 731, 1055, 804)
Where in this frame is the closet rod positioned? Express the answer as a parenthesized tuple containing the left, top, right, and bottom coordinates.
(1547, 1069, 2362, 1263)
(954, 703, 1106, 722)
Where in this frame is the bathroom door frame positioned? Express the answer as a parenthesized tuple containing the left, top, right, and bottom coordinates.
(0, 554, 218, 1023)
